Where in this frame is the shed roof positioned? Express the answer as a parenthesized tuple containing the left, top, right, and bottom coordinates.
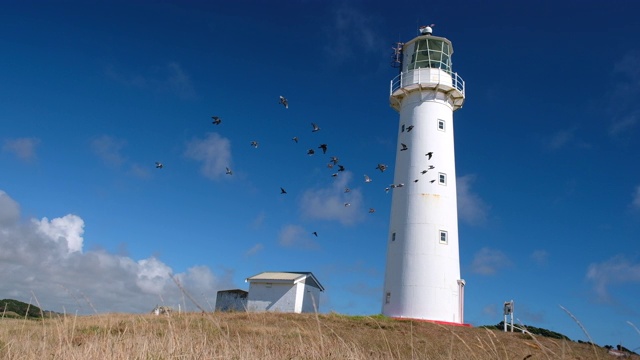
(245, 271, 324, 291)
(216, 289, 248, 295)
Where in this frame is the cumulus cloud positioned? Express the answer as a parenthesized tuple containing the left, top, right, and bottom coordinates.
(470, 247, 512, 275)
(299, 171, 365, 225)
(2, 137, 40, 161)
(0, 191, 20, 226)
(106, 62, 196, 99)
(33, 214, 85, 253)
(91, 135, 127, 167)
(184, 133, 232, 180)
(586, 256, 640, 303)
(0, 190, 234, 314)
(457, 174, 490, 225)
(278, 224, 319, 250)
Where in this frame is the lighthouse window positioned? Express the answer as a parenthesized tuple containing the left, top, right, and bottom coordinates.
(385, 292, 391, 304)
(438, 120, 445, 131)
(438, 173, 447, 185)
(407, 38, 452, 72)
(391, 232, 396, 242)
(439, 230, 448, 244)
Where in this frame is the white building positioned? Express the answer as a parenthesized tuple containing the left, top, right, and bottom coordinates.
(382, 25, 467, 324)
(245, 272, 324, 313)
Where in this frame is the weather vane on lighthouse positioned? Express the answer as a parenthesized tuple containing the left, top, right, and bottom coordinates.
(382, 24, 467, 325)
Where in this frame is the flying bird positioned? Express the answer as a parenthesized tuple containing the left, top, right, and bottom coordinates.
(385, 187, 390, 193)
(331, 173, 338, 177)
(155, 162, 163, 169)
(421, 170, 428, 174)
(280, 187, 287, 194)
(279, 96, 288, 109)
(337, 165, 345, 172)
(225, 167, 233, 175)
(311, 122, 320, 132)
(307, 149, 315, 155)
(250, 141, 259, 148)
(401, 124, 405, 132)
(364, 174, 372, 183)
(330, 156, 339, 165)
(344, 203, 351, 207)
(428, 165, 435, 170)
(211, 116, 222, 125)
(425, 151, 433, 159)
(369, 208, 375, 213)
(292, 136, 298, 143)
(376, 163, 388, 172)
(318, 144, 327, 154)
(430, 179, 436, 183)
(414, 179, 419, 183)
(400, 143, 408, 151)
(396, 183, 405, 188)
(407, 125, 414, 132)
(344, 187, 351, 193)
(312, 231, 318, 237)
(327, 163, 334, 168)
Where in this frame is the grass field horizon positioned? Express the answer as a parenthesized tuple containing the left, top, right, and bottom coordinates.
(1, 307, 638, 359)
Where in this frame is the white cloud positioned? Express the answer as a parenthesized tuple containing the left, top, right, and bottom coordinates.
(586, 256, 640, 303)
(0, 190, 20, 226)
(632, 185, 640, 209)
(299, 171, 365, 225)
(2, 137, 40, 161)
(91, 135, 127, 167)
(0, 190, 234, 314)
(470, 247, 512, 275)
(33, 214, 85, 253)
(457, 174, 490, 225)
(278, 224, 319, 250)
(184, 133, 232, 180)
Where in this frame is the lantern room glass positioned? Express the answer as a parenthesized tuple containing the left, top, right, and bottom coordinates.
(407, 38, 452, 73)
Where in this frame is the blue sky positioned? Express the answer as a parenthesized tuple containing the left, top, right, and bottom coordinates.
(1, 0, 639, 349)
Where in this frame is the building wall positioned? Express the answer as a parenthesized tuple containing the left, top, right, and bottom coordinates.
(247, 282, 297, 312)
(300, 285, 321, 313)
(215, 291, 247, 312)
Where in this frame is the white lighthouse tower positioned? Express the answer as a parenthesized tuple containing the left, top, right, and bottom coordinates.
(382, 25, 466, 324)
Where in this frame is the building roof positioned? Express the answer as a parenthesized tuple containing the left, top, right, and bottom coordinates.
(245, 271, 325, 291)
(216, 289, 248, 295)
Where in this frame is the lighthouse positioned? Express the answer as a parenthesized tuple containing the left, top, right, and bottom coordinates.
(382, 25, 466, 324)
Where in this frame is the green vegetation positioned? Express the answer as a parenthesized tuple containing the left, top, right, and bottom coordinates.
(0, 299, 43, 319)
(480, 321, 571, 340)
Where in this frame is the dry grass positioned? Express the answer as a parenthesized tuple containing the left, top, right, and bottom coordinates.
(0, 311, 632, 360)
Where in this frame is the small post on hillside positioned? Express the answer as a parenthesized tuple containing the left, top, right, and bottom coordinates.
(503, 300, 514, 332)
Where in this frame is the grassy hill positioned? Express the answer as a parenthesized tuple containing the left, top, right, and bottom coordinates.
(0, 299, 43, 318)
(1, 311, 637, 359)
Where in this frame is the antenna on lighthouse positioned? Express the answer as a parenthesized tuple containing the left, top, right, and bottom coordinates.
(390, 42, 404, 68)
(419, 24, 435, 36)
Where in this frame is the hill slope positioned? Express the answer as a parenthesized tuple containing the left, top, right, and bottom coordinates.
(2, 312, 637, 359)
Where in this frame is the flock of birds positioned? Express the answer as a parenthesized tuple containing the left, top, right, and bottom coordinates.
(154, 95, 439, 237)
